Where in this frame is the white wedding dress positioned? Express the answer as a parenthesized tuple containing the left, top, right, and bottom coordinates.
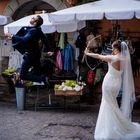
(94, 56, 140, 140)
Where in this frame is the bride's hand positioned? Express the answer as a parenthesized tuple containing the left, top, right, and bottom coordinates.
(84, 47, 90, 55)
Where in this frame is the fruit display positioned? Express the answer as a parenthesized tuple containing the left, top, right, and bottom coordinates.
(54, 80, 86, 92)
(2, 68, 16, 76)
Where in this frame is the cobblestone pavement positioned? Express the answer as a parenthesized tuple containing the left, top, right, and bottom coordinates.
(0, 101, 98, 140)
(0, 101, 140, 140)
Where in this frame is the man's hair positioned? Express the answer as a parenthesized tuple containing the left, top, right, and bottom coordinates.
(36, 15, 43, 27)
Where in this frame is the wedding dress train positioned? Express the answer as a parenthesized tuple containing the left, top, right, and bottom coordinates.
(94, 58, 140, 140)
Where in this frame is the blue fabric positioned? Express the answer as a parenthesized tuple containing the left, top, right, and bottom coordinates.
(62, 43, 74, 71)
(12, 27, 50, 54)
(20, 53, 43, 82)
(11, 26, 50, 82)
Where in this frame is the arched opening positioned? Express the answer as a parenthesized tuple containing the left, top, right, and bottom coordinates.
(3, 0, 67, 20)
(12, 1, 56, 20)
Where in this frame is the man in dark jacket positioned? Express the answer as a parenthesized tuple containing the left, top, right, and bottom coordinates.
(5, 15, 53, 85)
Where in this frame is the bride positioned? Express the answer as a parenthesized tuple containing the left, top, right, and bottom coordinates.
(84, 40, 140, 140)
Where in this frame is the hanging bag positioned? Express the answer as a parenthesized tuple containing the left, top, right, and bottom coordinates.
(87, 70, 95, 84)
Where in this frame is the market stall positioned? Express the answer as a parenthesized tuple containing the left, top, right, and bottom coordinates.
(48, 0, 140, 98)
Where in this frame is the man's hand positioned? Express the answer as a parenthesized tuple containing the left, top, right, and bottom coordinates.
(5, 33, 13, 39)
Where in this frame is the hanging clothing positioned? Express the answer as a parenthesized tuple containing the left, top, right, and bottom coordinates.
(8, 51, 23, 70)
(58, 33, 65, 49)
(62, 43, 74, 71)
(73, 31, 79, 44)
(94, 68, 104, 85)
(75, 48, 80, 61)
(86, 34, 98, 48)
(55, 49, 63, 71)
(87, 70, 95, 84)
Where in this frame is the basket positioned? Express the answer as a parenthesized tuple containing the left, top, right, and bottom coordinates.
(54, 89, 83, 96)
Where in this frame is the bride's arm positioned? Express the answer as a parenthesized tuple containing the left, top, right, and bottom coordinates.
(84, 47, 112, 63)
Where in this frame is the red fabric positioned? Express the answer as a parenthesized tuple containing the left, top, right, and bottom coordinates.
(87, 70, 95, 84)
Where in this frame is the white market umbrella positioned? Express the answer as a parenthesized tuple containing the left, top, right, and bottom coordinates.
(4, 13, 85, 34)
(49, 0, 140, 23)
(0, 15, 12, 25)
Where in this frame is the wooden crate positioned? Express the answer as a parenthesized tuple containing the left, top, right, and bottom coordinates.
(54, 89, 83, 96)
